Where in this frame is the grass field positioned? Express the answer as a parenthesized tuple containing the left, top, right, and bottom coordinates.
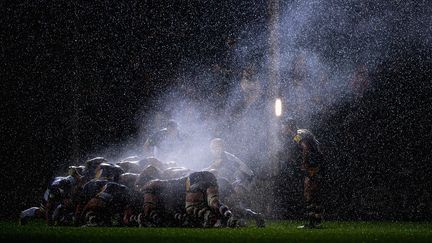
(1, 220, 431, 243)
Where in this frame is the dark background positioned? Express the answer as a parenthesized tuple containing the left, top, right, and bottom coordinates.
(1, 0, 431, 220)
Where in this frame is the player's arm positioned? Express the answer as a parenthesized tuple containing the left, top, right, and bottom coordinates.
(203, 159, 223, 172)
(236, 160, 254, 177)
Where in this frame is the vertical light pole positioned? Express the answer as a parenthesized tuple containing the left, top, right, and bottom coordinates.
(71, 3, 80, 165)
(71, 61, 80, 164)
(268, 0, 281, 176)
(258, 0, 281, 218)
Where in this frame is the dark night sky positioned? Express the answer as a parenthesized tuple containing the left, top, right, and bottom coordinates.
(1, 1, 431, 219)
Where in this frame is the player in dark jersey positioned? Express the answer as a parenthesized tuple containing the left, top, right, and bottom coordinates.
(140, 171, 236, 228)
(143, 120, 185, 162)
(77, 157, 109, 187)
(281, 118, 324, 228)
(204, 138, 254, 183)
(20, 157, 107, 226)
(82, 181, 130, 227)
(20, 167, 82, 226)
(204, 138, 265, 227)
(76, 162, 125, 226)
(121, 166, 165, 227)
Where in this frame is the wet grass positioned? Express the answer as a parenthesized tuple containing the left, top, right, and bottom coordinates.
(1, 220, 431, 242)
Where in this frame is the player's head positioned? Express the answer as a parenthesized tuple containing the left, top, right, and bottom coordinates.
(138, 157, 165, 171)
(210, 138, 225, 157)
(118, 173, 139, 188)
(134, 165, 161, 191)
(207, 168, 219, 178)
(166, 120, 179, 137)
(68, 165, 84, 179)
(240, 75, 260, 94)
(83, 157, 107, 178)
(95, 163, 124, 182)
(167, 120, 178, 130)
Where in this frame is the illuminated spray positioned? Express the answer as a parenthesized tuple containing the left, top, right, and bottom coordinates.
(96, 1, 393, 164)
(77, 2, 423, 211)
